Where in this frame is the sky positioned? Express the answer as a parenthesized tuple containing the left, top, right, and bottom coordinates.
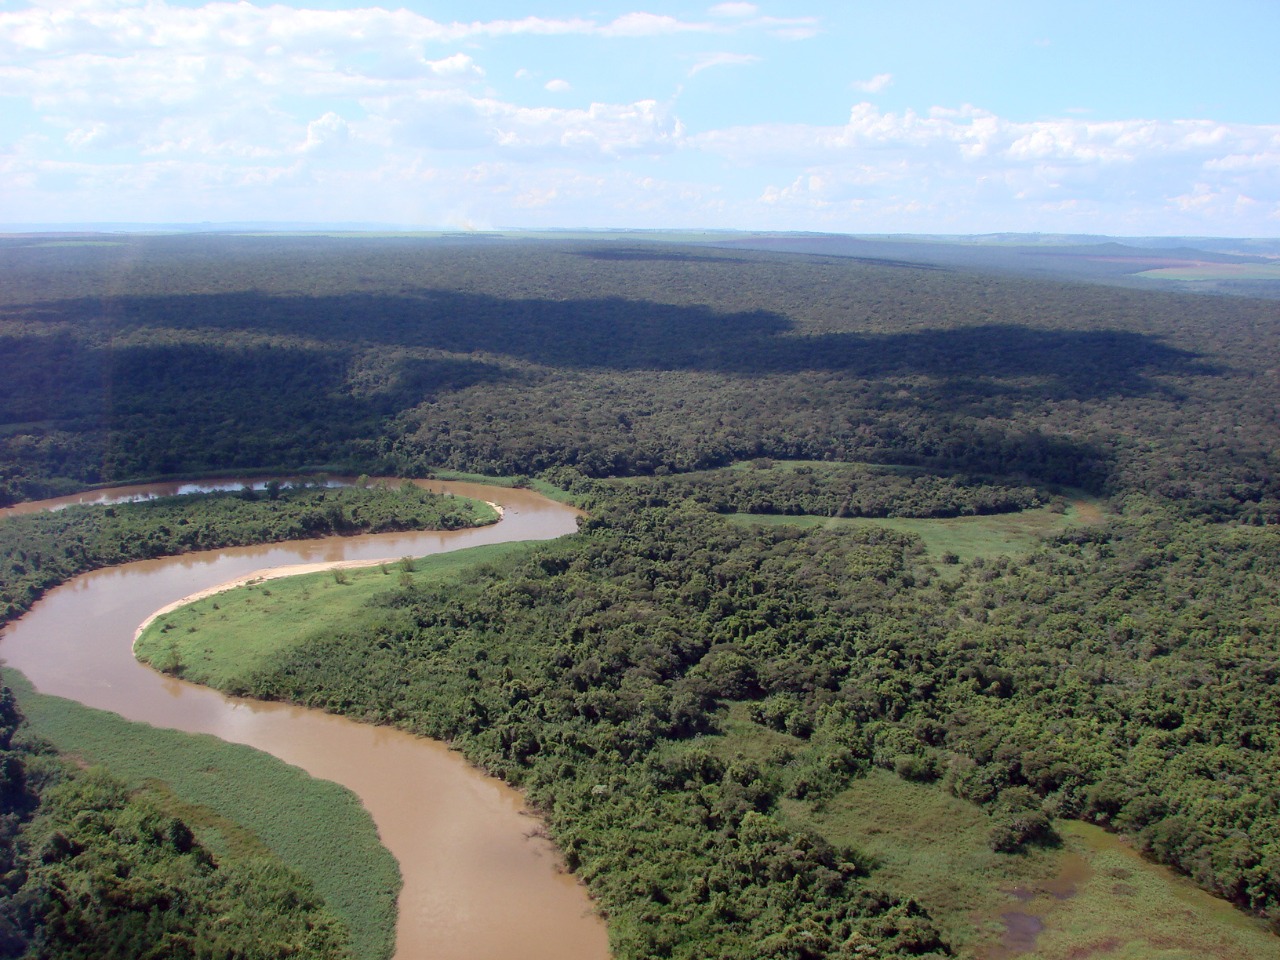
(2, 0, 1278, 235)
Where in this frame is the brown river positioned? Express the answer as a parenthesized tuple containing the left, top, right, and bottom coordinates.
(0, 479, 610, 960)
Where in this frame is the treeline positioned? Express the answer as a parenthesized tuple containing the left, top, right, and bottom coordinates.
(0, 689, 351, 960)
(189, 483, 1280, 946)
(625, 460, 1047, 518)
(0, 483, 492, 624)
(2, 236, 1278, 520)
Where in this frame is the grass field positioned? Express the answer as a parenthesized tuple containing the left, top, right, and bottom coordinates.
(636, 458, 1107, 573)
(1136, 262, 1280, 281)
(702, 706, 1277, 959)
(136, 540, 538, 689)
(730, 497, 1105, 574)
(794, 774, 1278, 959)
(4, 669, 400, 960)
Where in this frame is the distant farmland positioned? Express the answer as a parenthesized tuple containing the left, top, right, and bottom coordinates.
(1136, 260, 1280, 280)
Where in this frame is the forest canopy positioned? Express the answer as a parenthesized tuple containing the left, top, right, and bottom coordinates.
(2, 233, 1279, 957)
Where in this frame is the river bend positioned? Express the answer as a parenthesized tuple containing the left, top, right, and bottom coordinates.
(0, 480, 610, 960)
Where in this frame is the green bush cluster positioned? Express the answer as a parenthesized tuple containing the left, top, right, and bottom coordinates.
(628, 460, 1045, 519)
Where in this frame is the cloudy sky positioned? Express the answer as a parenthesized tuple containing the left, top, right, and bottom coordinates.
(2, 0, 1278, 235)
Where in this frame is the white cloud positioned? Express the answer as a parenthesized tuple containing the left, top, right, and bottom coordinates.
(751, 16, 821, 41)
(709, 2, 759, 16)
(1204, 151, 1280, 174)
(376, 92, 684, 161)
(64, 122, 107, 149)
(689, 52, 761, 76)
(694, 103, 1280, 173)
(0, 1, 795, 139)
(1, 0, 1273, 234)
(690, 104, 1280, 233)
(851, 73, 892, 94)
(303, 112, 350, 154)
(599, 12, 711, 37)
(0, 3, 729, 67)
(425, 53, 484, 79)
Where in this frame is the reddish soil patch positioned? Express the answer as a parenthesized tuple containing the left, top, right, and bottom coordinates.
(1065, 938, 1122, 958)
(1070, 499, 1106, 525)
(1081, 256, 1201, 267)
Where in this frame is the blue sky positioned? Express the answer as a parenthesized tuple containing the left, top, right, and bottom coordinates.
(2, 0, 1277, 234)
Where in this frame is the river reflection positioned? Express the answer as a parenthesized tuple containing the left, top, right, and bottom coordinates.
(0, 480, 609, 960)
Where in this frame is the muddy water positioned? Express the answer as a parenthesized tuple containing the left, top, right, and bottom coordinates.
(0, 480, 610, 960)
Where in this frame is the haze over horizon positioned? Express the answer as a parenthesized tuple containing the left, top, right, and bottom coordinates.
(2, 0, 1277, 237)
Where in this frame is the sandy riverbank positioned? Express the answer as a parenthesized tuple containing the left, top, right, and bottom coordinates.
(134, 500, 505, 646)
(133, 556, 395, 646)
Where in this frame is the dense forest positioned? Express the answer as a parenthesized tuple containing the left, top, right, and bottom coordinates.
(623, 460, 1048, 519)
(2, 234, 1277, 516)
(0, 689, 351, 959)
(2, 233, 1279, 957)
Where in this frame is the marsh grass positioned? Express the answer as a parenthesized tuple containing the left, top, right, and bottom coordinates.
(790, 774, 1278, 958)
(1015, 822, 1278, 960)
(700, 708, 1276, 959)
(4, 669, 399, 960)
(427, 469, 581, 505)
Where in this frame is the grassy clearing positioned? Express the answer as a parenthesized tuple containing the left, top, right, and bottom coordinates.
(633, 459, 1104, 573)
(705, 700, 805, 761)
(790, 774, 1277, 959)
(784, 768, 1059, 952)
(1013, 822, 1278, 960)
(729, 497, 1105, 573)
(137, 541, 538, 689)
(4, 669, 399, 960)
(702, 708, 1276, 959)
(697, 705, 1050, 950)
(1136, 263, 1280, 281)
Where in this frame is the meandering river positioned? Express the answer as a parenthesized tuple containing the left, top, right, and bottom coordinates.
(0, 480, 610, 960)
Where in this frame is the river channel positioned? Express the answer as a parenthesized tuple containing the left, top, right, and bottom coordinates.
(0, 479, 610, 960)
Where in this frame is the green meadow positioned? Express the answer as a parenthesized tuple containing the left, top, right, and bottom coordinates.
(136, 541, 538, 689)
(702, 705, 1278, 959)
(729, 496, 1105, 573)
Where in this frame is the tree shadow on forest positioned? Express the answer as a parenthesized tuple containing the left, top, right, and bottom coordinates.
(0, 330, 512, 423)
(570, 248, 741, 264)
(11, 288, 1218, 404)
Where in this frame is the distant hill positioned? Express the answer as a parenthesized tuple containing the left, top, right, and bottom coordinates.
(5, 225, 1277, 297)
(703, 233, 1280, 298)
